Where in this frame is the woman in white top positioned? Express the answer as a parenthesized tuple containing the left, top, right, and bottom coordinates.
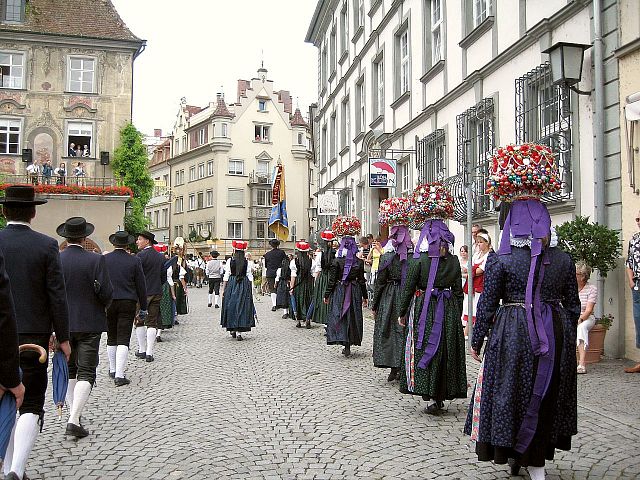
(576, 261, 598, 374)
(463, 232, 490, 338)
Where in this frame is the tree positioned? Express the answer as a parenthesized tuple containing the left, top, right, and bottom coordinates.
(111, 123, 154, 235)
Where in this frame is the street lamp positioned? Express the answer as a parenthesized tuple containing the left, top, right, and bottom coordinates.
(125, 201, 133, 217)
(542, 41, 592, 95)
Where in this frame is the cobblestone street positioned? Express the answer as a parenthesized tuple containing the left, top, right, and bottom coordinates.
(21, 287, 640, 479)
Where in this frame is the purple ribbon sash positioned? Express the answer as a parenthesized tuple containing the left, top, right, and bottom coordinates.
(416, 287, 452, 370)
(337, 236, 359, 282)
(379, 225, 414, 286)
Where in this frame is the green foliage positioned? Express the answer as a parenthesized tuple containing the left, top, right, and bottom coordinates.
(555, 216, 621, 277)
(595, 313, 614, 330)
(188, 228, 212, 243)
(112, 123, 154, 235)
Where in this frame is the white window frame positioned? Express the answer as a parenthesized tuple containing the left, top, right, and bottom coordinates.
(297, 132, 305, 145)
(227, 188, 244, 207)
(198, 128, 206, 146)
(222, 123, 228, 137)
(189, 166, 196, 182)
(174, 196, 184, 214)
(472, 0, 490, 28)
(356, 79, 365, 134)
(354, 0, 364, 29)
(330, 113, 336, 160)
(188, 193, 196, 211)
(256, 221, 266, 239)
(228, 159, 244, 175)
(197, 162, 205, 179)
(254, 125, 270, 142)
(67, 56, 96, 94)
(399, 30, 410, 95)
(258, 100, 267, 111)
(207, 160, 214, 176)
(0, 117, 21, 154)
(66, 121, 93, 158)
(330, 27, 337, 74)
(340, 2, 348, 54)
(340, 98, 350, 149)
(256, 160, 270, 176)
(374, 58, 384, 118)
(162, 208, 169, 227)
(431, 0, 443, 64)
(205, 189, 214, 207)
(256, 189, 270, 207)
(401, 161, 411, 196)
(4, 0, 25, 22)
(228, 221, 243, 239)
(0, 51, 24, 89)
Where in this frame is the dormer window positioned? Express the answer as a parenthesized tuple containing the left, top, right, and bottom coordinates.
(3, 0, 25, 23)
(258, 100, 267, 112)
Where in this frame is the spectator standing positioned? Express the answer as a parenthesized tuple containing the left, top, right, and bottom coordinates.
(41, 160, 53, 185)
(264, 239, 287, 311)
(206, 251, 223, 308)
(55, 162, 66, 185)
(625, 213, 640, 373)
(576, 262, 597, 374)
(68, 143, 77, 157)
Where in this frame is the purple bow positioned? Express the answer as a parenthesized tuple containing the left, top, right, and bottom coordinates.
(417, 288, 452, 370)
(337, 236, 359, 282)
(379, 225, 414, 285)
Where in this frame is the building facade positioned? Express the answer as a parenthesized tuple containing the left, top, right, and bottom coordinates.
(307, 0, 626, 356)
(145, 131, 171, 245)
(167, 67, 315, 255)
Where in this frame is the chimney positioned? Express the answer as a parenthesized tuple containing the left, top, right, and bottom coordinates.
(154, 129, 162, 137)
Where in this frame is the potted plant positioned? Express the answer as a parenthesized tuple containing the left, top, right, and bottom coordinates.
(556, 216, 621, 362)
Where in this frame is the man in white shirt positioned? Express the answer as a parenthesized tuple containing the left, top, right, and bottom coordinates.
(205, 251, 223, 308)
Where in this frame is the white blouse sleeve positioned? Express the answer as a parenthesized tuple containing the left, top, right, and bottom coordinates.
(290, 259, 297, 278)
(275, 267, 282, 283)
(311, 251, 322, 275)
(179, 265, 187, 280)
(223, 262, 231, 282)
(166, 266, 174, 286)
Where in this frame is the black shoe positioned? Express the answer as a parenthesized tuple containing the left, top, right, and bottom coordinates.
(108, 371, 115, 379)
(231, 331, 237, 338)
(425, 401, 444, 415)
(282, 313, 289, 319)
(156, 337, 163, 343)
(174, 320, 180, 325)
(208, 303, 212, 307)
(145, 355, 154, 362)
(65, 422, 89, 438)
(271, 306, 277, 311)
(114, 377, 131, 387)
(305, 320, 311, 329)
(237, 334, 243, 341)
(5, 473, 20, 480)
(215, 304, 220, 309)
(387, 368, 398, 382)
(342, 346, 351, 357)
(135, 352, 146, 359)
(508, 458, 521, 476)
(296, 322, 302, 328)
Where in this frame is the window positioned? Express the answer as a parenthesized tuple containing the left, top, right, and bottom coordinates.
(227, 188, 244, 207)
(162, 208, 169, 227)
(258, 100, 267, 111)
(373, 57, 384, 118)
(516, 62, 572, 200)
(431, 0, 443, 64)
(321, 125, 328, 169)
(188, 193, 196, 211)
(3, 0, 24, 22)
(181, 136, 187, 152)
(153, 210, 160, 229)
(197, 162, 205, 179)
(456, 98, 495, 215)
(174, 139, 179, 155)
(256, 221, 266, 239)
(340, 2, 348, 54)
(321, 45, 328, 87)
(206, 222, 213, 236)
(196, 191, 204, 209)
(397, 29, 410, 96)
(0, 52, 24, 89)
(417, 129, 446, 183)
(290, 222, 297, 242)
(222, 123, 228, 137)
(256, 160, 270, 176)
(198, 128, 206, 146)
(472, 0, 490, 28)
(257, 189, 271, 206)
(354, 0, 364, 30)
(174, 196, 184, 213)
(196, 223, 203, 235)
(355, 79, 365, 134)
(207, 160, 214, 176)
(340, 98, 350, 149)
(330, 113, 336, 160)
(228, 159, 244, 175)
(254, 125, 270, 142)
(174, 225, 183, 238)
(67, 122, 92, 157)
(400, 162, 411, 196)
(205, 189, 214, 207)
(297, 133, 305, 145)
(68, 57, 95, 93)
(189, 166, 196, 181)
(188, 224, 195, 235)
(228, 222, 243, 239)
(330, 27, 337, 74)
(0, 118, 20, 154)
(175, 169, 185, 185)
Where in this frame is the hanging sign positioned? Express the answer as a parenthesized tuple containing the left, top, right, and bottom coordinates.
(368, 158, 397, 188)
(317, 193, 339, 215)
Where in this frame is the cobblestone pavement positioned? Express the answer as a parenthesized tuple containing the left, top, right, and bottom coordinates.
(14, 287, 640, 479)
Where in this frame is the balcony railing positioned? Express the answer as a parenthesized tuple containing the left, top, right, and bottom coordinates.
(248, 171, 271, 185)
(1, 174, 121, 188)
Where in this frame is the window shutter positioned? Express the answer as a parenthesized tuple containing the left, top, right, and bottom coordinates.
(228, 188, 244, 206)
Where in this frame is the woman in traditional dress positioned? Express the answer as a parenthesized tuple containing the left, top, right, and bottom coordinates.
(290, 242, 314, 328)
(464, 143, 580, 479)
(397, 183, 466, 414)
(372, 198, 413, 382)
(310, 231, 336, 326)
(463, 234, 490, 337)
(323, 216, 367, 357)
(275, 255, 293, 319)
(171, 244, 189, 319)
(220, 240, 256, 341)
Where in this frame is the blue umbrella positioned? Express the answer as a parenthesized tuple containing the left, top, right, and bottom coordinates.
(52, 350, 68, 420)
(306, 302, 315, 320)
(290, 293, 298, 320)
(1, 345, 46, 458)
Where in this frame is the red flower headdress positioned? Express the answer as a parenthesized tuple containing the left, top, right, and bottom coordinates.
(320, 230, 336, 242)
(231, 240, 248, 250)
(331, 215, 361, 237)
(378, 197, 411, 227)
(411, 182, 454, 220)
(295, 241, 311, 252)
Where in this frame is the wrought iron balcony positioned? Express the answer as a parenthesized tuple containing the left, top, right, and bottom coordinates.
(248, 171, 271, 185)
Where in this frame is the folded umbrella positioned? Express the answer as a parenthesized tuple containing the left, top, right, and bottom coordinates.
(306, 301, 315, 320)
(1, 344, 47, 459)
(289, 293, 298, 320)
(52, 350, 68, 420)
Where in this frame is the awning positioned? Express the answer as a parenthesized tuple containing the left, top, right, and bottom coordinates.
(625, 92, 640, 121)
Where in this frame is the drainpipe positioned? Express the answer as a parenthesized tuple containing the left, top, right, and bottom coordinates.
(593, 0, 605, 319)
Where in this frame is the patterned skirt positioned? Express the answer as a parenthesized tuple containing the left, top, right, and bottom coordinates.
(325, 281, 364, 347)
(159, 283, 174, 329)
(221, 276, 256, 332)
(311, 270, 331, 324)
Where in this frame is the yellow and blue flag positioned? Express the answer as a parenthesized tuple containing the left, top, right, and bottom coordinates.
(269, 164, 289, 240)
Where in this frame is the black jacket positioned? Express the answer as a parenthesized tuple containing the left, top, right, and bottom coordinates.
(0, 224, 69, 340)
(137, 246, 166, 295)
(104, 249, 148, 309)
(0, 248, 20, 389)
(264, 248, 287, 278)
(60, 245, 113, 333)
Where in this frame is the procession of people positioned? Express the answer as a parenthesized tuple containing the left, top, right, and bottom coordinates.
(0, 140, 596, 479)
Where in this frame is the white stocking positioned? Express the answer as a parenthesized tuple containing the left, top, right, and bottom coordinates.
(529, 466, 546, 480)
(135, 326, 146, 354)
(106, 345, 117, 373)
(66, 378, 78, 411)
(146, 328, 157, 356)
(68, 381, 91, 426)
(270, 293, 277, 307)
(115, 345, 129, 378)
(8, 412, 39, 478)
(214, 294, 220, 306)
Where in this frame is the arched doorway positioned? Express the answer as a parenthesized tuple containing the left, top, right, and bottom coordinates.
(59, 238, 102, 253)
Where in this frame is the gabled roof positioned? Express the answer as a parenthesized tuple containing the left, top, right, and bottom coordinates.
(0, 0, 143, 43)
(185, 105, 203, 118)
(290, 108, 308, 128)
(212, 95, 234, 118)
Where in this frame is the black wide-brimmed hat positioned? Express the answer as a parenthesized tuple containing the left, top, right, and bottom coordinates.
(109, 230, 134, 247)
(56, 217, 94, 238)
(269, 239, 280, 248)
(138, 230, 158, 244)
(210, 250, 219, 258)
(0, 185, 47, 206)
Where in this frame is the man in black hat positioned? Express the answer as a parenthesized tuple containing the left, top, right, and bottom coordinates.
(104, 231, 148, 386)
(135, 231, 166, 362)
(0, 185, 70, 480)
(206, 250, 223, 308)
(58, 217, 113, 438)
(264, 238, 287, 311)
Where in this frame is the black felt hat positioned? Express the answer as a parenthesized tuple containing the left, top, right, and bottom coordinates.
(109, 230, 134, 247)
(56, 217, 95, 238)
(138, 230, 158, 244)
(0, 185, 47, 205)
(269, 238, 280, 248)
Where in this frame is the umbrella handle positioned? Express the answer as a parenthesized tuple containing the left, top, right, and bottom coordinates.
(19, 344, 47, 364)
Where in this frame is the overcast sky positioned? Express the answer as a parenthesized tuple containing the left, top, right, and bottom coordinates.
(111, 0, 319, 136)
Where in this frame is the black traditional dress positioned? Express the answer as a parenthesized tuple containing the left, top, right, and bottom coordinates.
(173, 256, 189, 315)
(397, 251, 466, 402)
(311, 248, 334, 324)
(275, 260, 293, 317)
(372, 251, 405, 369)
(324, 256, 367, 347)
(220, 258, 256, 333)
(291, 256, 314, 322)
(464, 246, 580, 468)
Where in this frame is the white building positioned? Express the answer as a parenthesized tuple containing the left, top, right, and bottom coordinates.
(306, 0, 623, 355)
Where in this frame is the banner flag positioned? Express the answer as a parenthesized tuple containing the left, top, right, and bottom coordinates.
(268, 164, 289, 240)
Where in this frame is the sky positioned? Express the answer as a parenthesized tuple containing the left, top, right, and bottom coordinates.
(111, 0, 319, 136)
